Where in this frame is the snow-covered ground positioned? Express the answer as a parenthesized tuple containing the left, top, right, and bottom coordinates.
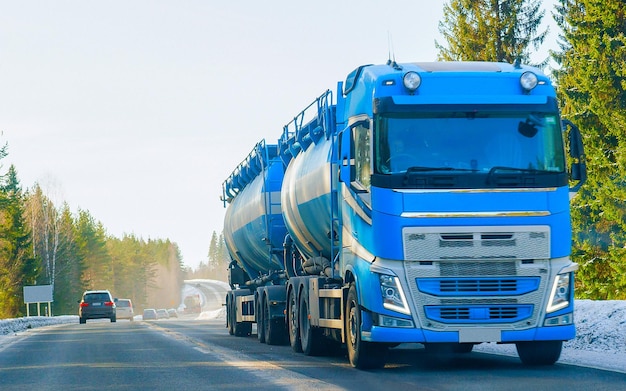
(1, 300, 624, 373)
(473, 300, 626, 373)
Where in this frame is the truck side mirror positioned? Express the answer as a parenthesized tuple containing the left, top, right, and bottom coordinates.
(563, 119, 587, 194)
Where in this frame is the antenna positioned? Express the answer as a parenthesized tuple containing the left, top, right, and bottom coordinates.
(387, 32, 402, 70)
(387, 31, 396, 65)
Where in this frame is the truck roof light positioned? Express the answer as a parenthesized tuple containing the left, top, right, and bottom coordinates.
(403, 71, 421, 92)
(520, 71, 538, 92)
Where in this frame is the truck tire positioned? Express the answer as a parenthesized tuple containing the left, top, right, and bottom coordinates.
(299, 289, 324, 356)
(257, 295, 266, 343)
(264, 296, 287, 345)
(516, 341, 562, 366)
(230, 289, 252, 337)
(226, 294, 234, 335)
(234, 319, 252, 337)
(346, 283, 387, 369)
(287, 287, 302, 352)
(79, 317, 86, 324)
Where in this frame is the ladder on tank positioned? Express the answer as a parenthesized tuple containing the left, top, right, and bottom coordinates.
(259, 142, 284, 272)
(321, 94, 341, 279)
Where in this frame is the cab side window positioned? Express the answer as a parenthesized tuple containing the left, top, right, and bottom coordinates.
(353, 122, 371, 192)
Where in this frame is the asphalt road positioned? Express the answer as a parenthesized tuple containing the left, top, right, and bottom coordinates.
(1, 317, 625, 391)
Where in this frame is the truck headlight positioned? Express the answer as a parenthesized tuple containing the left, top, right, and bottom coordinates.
(520, 71, 538, 92)
(379, 274, 411, 315)
(546, 273, 572, 313)
(403, 71, 421, 92)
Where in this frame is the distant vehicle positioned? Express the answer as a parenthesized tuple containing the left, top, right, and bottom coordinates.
(143, 309, 157, 320)
(183, 295, 201, 313)
(78, 290, 116, 324)
(167, 308, 178, 318)
(156, 309, 169, 319)
(114, 299, 134, 321)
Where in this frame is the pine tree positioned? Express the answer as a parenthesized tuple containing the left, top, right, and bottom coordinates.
(51, 204, 86, 314)
(553, 0, 626, 299)
(75, 209, 112, 290)
(0, 165, 38, 317)
(207, 231, 219, 274)
(436, 0, 548, 65)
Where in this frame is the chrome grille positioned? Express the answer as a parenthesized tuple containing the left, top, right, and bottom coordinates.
(403, 226, 550, 331)
(403, 225, 550, 261)
(440, 261, 516, 276)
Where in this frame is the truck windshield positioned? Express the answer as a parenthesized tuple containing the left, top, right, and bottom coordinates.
(374, 111, 566, 175)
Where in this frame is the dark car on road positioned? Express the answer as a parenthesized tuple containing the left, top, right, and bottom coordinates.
(78, 290, 116, 324)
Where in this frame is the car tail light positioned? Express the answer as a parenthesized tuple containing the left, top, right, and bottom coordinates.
(105, 301, 114, 307)
(80, 302, 89, 308)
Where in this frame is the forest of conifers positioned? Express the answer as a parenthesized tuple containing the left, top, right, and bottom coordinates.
(0, 160, 186, 317)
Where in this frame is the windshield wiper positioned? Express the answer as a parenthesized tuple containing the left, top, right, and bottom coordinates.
(486, 166, 551, 185)
(406, 166, 474, 173)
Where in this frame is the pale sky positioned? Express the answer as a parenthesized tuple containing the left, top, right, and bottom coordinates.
(0, 0, 559, 269)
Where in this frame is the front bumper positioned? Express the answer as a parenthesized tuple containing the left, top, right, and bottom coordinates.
(362, 322, 575, 344)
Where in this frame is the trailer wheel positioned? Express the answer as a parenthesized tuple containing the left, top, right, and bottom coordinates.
(226, 294, 234, 335)
(263, 296, 286, 345)
(287, 287, 302, 352)
(257, 294, 266, 343)
(516, 341, 562, 366)
(234, 319, 252, 337)
(346, 283, 387, 369)
(232, 303, 252, 337)
(299, 289, 324, 356)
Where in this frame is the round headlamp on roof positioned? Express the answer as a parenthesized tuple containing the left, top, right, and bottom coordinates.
(403, 71, 421, 92)
(520, 71, 539, 92)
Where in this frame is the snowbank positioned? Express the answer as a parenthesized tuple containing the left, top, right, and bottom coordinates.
(0, 315, 78, 335)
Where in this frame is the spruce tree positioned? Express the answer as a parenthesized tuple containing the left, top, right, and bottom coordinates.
(51, 205, 85, 314)
(0, 165, 38, 316)
(553, 0, 626, 299)
(437, 0, 548, 65)
(76, 209, 112, 290)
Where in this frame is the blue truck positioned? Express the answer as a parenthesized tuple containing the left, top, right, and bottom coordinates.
(222, 60, 586, 369)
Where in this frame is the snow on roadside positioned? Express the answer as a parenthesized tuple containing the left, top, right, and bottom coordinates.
(196, 307, 226, 321)
(0, 315, 78, 335)
(565, 300, 626, 353)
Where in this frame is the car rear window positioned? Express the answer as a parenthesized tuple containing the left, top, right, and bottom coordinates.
(85, 293, 110, 302)
(117, 300, 131, 307)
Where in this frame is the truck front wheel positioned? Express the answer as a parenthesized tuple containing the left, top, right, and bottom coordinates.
(516, 340, 562, 366)
(345, 283, 387, 369)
